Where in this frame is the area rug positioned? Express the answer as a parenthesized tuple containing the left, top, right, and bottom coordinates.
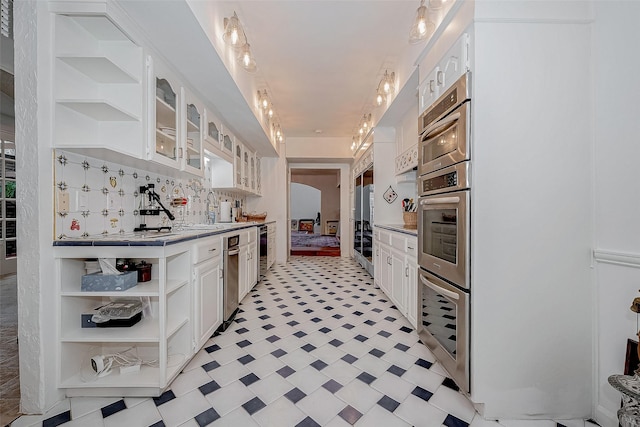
(291, 232, 340, 248)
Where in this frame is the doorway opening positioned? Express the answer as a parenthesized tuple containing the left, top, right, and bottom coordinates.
(290, 169, 341, 256)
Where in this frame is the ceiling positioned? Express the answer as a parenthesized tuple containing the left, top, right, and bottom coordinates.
(228, 1, 420, 139)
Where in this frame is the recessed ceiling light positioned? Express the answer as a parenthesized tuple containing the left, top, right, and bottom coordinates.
(315, 129, 323, 134)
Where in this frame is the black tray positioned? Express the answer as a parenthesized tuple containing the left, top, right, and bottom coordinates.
(95, 312, 142, 328)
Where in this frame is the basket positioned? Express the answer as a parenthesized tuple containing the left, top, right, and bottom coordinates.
(245, 212, 267, 222)
(403, 212, 417, 229)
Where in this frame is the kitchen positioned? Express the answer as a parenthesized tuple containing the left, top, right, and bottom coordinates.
(7, 1, 640, 427)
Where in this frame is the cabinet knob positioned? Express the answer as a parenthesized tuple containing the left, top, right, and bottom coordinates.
(208, 248, 217, 253)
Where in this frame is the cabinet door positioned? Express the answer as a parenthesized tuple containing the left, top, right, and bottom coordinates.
(204, 108, 222, 155)
(437, 33, 470, 95)
(256, 156, 262, 195)
(182, 89, 204, 176)
(239, 245, 249, 301)
(235, 143, 243, 190)
(378, 244, 391, 296)
(250, 154, 256, 192)
(248, 241, 257, 289)
(221, 132, 234, 159)
(390, 248, 405, 312)
(243, 148, 250, 191)
(150, 57, 181, 169)
(194, 258, 222, 350)
(419, 66, 440, 114)
(406, 259, 418, 330)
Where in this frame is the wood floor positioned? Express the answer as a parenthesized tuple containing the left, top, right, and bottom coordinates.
(290, 245, 341, 256)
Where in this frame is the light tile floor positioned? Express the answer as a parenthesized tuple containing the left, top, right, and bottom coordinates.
(1, 274, 19, 427)
(10, 258, 590, 427)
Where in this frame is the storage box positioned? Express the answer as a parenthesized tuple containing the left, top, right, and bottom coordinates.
(81, 271, 137, 292)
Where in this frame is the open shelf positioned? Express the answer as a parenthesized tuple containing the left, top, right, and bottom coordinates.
(61, 279, 160, 297)
(61, 315, 160, 343)
(60, 364, 161, 389)
(156, 97, 176, 124)
(57, 55, 138, 84)
(57, 100, 140, 121)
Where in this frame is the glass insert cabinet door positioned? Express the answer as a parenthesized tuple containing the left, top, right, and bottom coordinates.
(353, 165, 373, 262)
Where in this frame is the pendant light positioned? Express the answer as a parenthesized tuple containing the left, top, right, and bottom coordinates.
(409, 0, 435, 44)
(222, 12, 247, 48)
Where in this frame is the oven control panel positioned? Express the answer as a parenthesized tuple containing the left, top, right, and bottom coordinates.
(419, 162, 470, 196)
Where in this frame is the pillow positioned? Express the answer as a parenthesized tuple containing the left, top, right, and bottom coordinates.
(298, 219, 314, 232)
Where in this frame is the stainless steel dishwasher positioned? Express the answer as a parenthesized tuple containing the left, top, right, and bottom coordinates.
(218, 234, 240, 332)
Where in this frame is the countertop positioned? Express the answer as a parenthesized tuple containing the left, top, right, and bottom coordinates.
(53, 221, 275, 247)
(375, 224, 418, 237)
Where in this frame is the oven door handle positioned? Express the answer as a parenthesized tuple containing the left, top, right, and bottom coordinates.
(420, 274, 460, 300)
(422, 111, 460, 139)
(420, 196, 460, 205)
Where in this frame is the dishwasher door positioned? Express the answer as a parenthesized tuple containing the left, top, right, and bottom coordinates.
(259, 225, 268, 280)
(220, 235, 240, 332)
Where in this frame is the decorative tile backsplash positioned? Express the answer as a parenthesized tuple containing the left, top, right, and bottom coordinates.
(54, 150, 245, 239)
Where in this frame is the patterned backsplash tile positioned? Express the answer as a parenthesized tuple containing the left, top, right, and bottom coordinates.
(54, 150, 245, 239)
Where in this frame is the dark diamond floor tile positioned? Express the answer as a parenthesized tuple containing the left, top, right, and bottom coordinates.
(319, 327, 331, 333)
(43, 410, 71, 427)
(262, 324, 275, 330)
(329, 339, 343, 347)
(372, 308, 382, 313)
(399, 326, 412, 333)
(205, 344, 221, 353)
(442, 377, 460, 391)
(415, 358, 433, 369)
(296, 416, 321, 427)
(240, 373, 260, 386)
(411, 385, 433, 401)
(294, 331, 307, 338)
(237, 339, 252, 348)
(301, 343, 316, 352)
(356, 372, 376, 385)
(311, 317, 322, 323)
(444, 414, 470, 427)
(242, 397, 266, 415)
(377, 395, 400, 413)
(377, 330, 391, 338)
(236, 327, 249, 334)
(238, 354, 256, 365)
(149, 421, 165, 427)
(277, 365, 295, 378)
(266, 335, 281, 343)
(310, 359, 328, 370)
(259, 314, 270, 320)
(354, 334, 368, 342)
(338, 405, 363, 425)
(199, 379, 221, 395)
(369, 348, 385, 358)
(333, 314, 344, 319)
(202, 360, 220, 372)
(394, 343, 410, 352)
(322, 379, 343, 393)
(387, 365, 406, 377)
(271, 348, 287, 358)
(342, 354, 357, 364)
(195, 407, 220, 426)
(304, 308, 314, 313)
(153, 390, 176, 406)
(342, 323, 355, 330)
(285, 387, 307, 404)
(288, 320, 300, 327)
(101, 400, 126, 418)
(283, 311, 294, 317)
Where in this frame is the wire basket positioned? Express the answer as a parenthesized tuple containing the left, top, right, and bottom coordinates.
(403, 212, 417, 229)
(245, 212, 267, 222)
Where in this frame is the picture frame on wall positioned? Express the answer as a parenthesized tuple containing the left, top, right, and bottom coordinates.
(291, 219, 298, 231)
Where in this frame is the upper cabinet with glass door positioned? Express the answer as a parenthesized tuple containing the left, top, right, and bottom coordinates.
(150, 57, 180, 170)
(182, 89, 204, 177)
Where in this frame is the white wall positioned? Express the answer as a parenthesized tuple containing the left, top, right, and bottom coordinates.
(592, 2, 640, 426)
(290, 183, 320, 221)
(286, 137, 352, 160)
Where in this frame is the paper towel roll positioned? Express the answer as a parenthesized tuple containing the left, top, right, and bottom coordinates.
(220, 201, 232, 223)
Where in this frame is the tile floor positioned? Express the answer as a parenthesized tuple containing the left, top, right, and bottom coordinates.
(10, 258, 587, 427)
(1, 274, 20, 427)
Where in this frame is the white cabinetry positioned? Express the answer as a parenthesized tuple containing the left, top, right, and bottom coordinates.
(374, 228, 418, 329)
(148, 57, 203, 176)
(55, 245, 192, 396)
(52, 13, 145, 160)
(418, 33, 470, 114)
(238, 228, 258, 302)
(208, 137, 260, 195)
(266, 223, 276, 269)
(192, 236, 222, 351)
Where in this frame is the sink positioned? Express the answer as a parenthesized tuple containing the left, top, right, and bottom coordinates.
(181, 224, 226, 230)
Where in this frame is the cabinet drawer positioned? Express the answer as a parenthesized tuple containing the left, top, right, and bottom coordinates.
(406, 236, 417, 258)
(192, 236, 222, 264)
(390, 234, 406, 252)
(375, 229, 391, 245)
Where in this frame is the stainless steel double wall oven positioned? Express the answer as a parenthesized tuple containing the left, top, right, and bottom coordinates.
(417, 72, 471, 392)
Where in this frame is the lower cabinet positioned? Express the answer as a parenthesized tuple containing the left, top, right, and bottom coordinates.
(239, 228, 258, 302)
(55, 244, 193, 397)
(267, 223, 276, 270)
(374, 227, 418, 330)
(192, 236, 223, 351)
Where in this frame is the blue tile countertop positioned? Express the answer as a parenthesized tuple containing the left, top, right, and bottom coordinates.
(53, 222, 273, 247)
(375, 224, 418, 237)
